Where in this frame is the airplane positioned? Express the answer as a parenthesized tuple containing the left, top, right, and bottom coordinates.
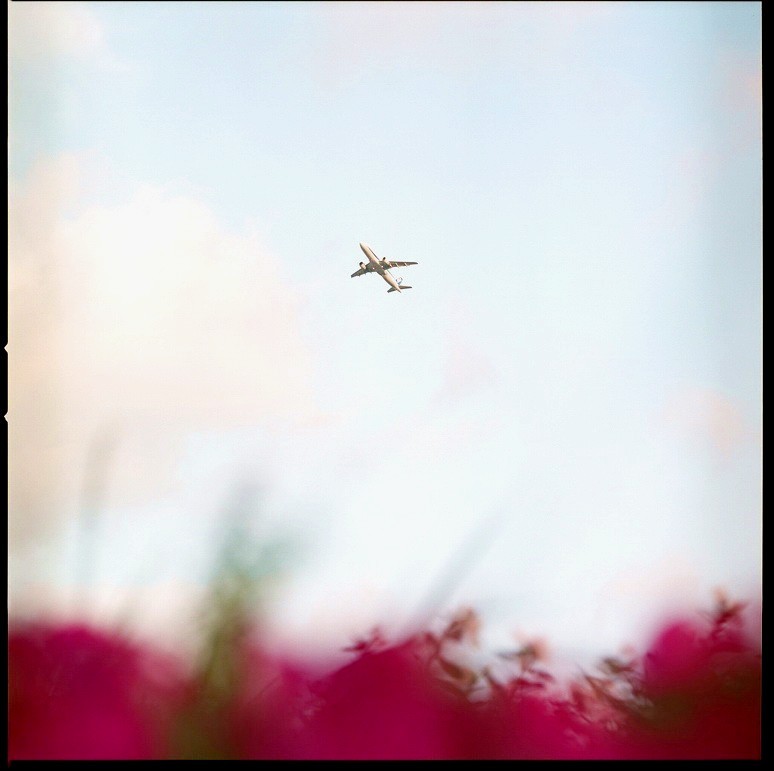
(350, 242, 418, 293)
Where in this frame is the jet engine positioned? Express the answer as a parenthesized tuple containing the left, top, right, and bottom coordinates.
(359, 262, 366, 270)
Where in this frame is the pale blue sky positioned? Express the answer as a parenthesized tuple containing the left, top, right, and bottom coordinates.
(9, 2, 761, 661)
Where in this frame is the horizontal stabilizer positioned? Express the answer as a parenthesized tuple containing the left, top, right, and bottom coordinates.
(387, 285, 412, 293)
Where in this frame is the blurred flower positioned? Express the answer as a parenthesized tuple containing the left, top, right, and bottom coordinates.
(440, 606, 481, 645)
(618, 601, 761, 759)
(499, 637, 551, 673)
(289, 639, 471, 760)
(223, 642, 314, 760)
(7, 593, 761, 760)
(473, 690, 620, 760)
(8, 623, 186, 760)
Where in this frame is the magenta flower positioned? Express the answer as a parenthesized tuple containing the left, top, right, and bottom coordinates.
(230, 639, 471, 760)
(8, 623, 186, 760)
(620, 612, 761, 759)
(8, 596, 760, 761)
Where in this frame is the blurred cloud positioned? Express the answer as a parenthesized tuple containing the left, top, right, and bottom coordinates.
(9, 154, 320, 546)
(659, 386, 752, 458)
(604, 555, 703, 616)
(311, 0, 619, 88)
(8, 1, 110, 65)
(7, 577, 208, 661)
(9, 154, 81, 547)
(721, 52, 762, 149)
(7, 1, 760, 670)
(434, 298, 499, 403)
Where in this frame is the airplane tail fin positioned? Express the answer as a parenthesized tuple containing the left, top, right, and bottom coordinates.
(387, 286, 412, 293)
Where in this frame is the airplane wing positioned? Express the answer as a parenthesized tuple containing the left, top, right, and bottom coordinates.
(350, 267, 367, 277)
(386, 261, 418, 268)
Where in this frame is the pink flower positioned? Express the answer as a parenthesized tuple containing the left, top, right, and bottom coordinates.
(9, 598, 760, 761)
(279, 640, 470, 760)
(622, 616, 761, 759)
(470, 688, 621, 760)
(9, 623, 186, 760)
(226, 645, 315, 759)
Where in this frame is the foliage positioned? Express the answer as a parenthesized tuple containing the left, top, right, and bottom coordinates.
(8, 594, 760, 760)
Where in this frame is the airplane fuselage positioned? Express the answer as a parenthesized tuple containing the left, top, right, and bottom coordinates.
(360, 243, 402, 292)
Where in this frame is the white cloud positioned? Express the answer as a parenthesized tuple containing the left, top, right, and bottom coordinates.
(659, 386, 751, 457)
(8, 577, 210, 662)
(8, 155, 320, 546)
(311, 1, 620, 88)
(721, 52, 763, 150)
(433, 298, 499, 404)
(8, 1, 109, 64)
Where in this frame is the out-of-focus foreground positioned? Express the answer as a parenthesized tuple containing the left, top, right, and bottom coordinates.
(9, 591, 760, 760)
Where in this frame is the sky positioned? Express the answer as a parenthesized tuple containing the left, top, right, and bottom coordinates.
(8, 1, 761, 665)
